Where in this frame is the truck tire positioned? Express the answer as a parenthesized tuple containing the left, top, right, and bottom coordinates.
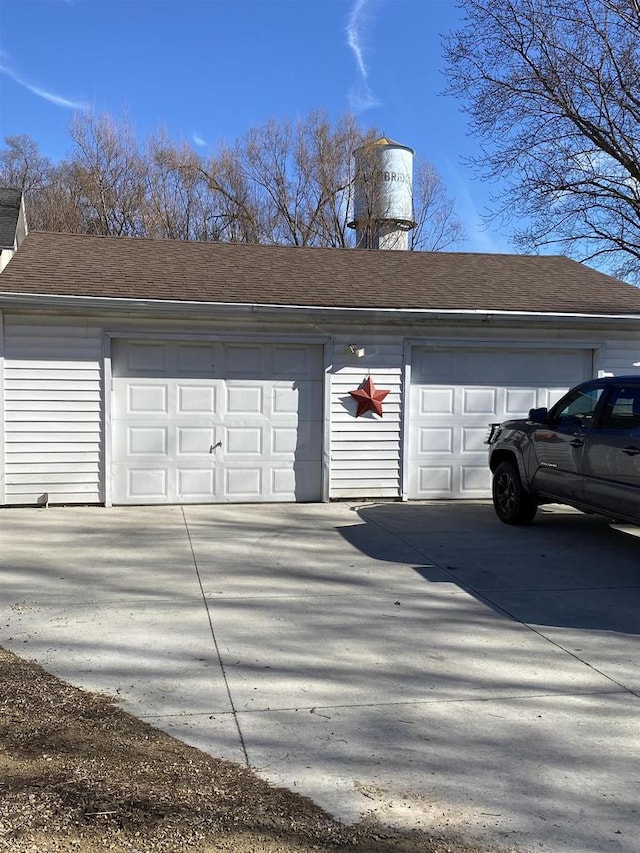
(492, 460, 538, 525)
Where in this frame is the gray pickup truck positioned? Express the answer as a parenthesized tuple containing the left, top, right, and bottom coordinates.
(486, 376, 640, 525)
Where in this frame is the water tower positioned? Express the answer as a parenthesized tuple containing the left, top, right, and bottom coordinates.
(348, 137, 416, 250)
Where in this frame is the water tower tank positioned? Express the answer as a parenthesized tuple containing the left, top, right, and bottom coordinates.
(348, 137, 415, 249)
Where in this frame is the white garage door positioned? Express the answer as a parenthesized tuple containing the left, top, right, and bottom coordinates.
(407, 346, 593, 499)
(111, 340, 324, 504)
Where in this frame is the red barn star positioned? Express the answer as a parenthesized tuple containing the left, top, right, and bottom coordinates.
(349, 376, 390, 418)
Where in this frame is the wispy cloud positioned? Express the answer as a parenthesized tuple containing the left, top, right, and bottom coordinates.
(191, 133, 207, 147)
(0, 54, 87, 110)
(460, 201, 511, 254)
(346, 0, 380, 111)
(445, 163, 512, 254)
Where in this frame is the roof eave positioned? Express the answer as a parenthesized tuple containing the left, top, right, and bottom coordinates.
(1, 291, 640, 323)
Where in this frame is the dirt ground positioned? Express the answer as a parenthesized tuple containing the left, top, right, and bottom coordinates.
(0, 647, 514, 853)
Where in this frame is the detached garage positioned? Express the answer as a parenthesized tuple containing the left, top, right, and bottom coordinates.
(2, 231, 640, 507)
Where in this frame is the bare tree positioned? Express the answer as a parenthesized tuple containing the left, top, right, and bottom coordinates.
(0, 135, 51, 195)
(65, 113, 147, 236)
(411, 161, 466, 251)
(444, 0, 640, 279)
(312, 113, 380, 248)
(30, 166, 88, 233)
(0, 137, 84, 233)
(227, 110, 377, 247)
(1, 109, 464, 252)
(198, 144, 266, 243)
(142, 132, 217, 241)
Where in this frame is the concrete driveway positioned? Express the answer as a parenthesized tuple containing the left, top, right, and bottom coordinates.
(1, 501, 639, 853)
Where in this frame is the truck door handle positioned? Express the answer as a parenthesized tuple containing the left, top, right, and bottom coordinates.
(623, 445, 640, 456)
(570, 438, 584, 448)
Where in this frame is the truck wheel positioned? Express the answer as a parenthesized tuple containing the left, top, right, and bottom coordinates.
(492, 461, 538, 525)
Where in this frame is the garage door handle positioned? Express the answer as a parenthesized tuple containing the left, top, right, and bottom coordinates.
(623, 445, 640, 456)
(570, 438, 584, 448)
(210, 441, 222, 453)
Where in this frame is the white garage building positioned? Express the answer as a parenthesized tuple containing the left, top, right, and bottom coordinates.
(1, 231, 640, 507)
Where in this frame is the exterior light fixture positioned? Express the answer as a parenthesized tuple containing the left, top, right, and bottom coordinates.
(345, 344, 365, 357)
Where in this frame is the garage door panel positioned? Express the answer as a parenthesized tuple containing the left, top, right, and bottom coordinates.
(225, 426, 263, 455)
(225, 385, 264, 415)
(224, 466, 262, 498)
(419, 427, 453, 453)
(126, 342, 168, 372)
(505, 387, 538, 415)
(177, 427, 214, 455)
(176, 343, 218, 373)
(408, 346, 593, 499)
(412, 349, 453, 382)
(419, 387, 454, 414)
(127, 426, 168, 455)
(461, 465, 489, 492)
(127, 384, 168, 413)
(275, 461, 325, 501)
(462, 426, 489, 453)
(127, 467, 169, 500)
(177, 385, 217, 413)
(459, 350, 495, 377)
(177, 468, 215, 499)
(418, 466, 452, 494)
(273, 386, 298, 414)
(111, 339, 323, 504)
(272, 420, 323, 458)
(223, 344, 264, 375)
(273, 382, 323, 415)
(273, 345, 323, 377)
(463, 387, 498, 415)
(272, 467, 295, 497)
(272, 427, 298, 455)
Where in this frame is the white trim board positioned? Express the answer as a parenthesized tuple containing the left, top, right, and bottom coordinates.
(102, 332, 112, 507)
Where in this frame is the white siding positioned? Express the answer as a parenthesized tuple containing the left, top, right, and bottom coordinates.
(2, 308, 640, 507)
(329, 336, 403, 499)
(2, 316, 103, 505)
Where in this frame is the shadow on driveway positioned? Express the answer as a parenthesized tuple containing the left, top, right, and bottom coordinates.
(338, 502, 640, 635)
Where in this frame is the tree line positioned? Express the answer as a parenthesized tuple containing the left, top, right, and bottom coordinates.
(0, 110, 464, 252)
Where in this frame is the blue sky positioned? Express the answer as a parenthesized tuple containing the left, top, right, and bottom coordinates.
(0, 0, 513, 253)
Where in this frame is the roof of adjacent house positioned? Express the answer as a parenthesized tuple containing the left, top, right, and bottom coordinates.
(2, 230, 640, 316)
(0, 189, 23, 249)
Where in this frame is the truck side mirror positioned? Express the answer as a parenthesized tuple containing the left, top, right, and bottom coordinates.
(528, 407, 549, 423)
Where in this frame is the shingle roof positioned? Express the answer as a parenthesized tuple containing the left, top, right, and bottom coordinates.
(2, 230, 640, 316)
(0, 189, 23, 248)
